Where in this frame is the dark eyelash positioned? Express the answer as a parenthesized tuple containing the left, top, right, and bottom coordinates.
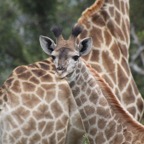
(72, 55, 80, 61)
(51, 55, 56, 60)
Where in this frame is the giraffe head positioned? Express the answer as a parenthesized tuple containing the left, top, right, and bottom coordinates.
(39, 25, 92, 78)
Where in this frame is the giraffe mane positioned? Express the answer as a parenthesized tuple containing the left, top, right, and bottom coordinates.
(78, 0, 104, 23)
(85, 62, 144, 133)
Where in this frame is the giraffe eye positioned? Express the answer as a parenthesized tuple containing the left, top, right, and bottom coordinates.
(72, 55, 79, 61)
(51, 55, 56, 60)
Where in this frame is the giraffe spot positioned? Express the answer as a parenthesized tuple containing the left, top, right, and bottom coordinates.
(118, 43, 128, 58)
(36, 87, 45, 98)
(89, 116, 96, 125)
(115, 9, 121, 25)
(109, 6, 114, 17)
(99, 97, 108, 106)
(124, 131, 132, 142)
(110, 42, 120, 60)
(11, 80, 21, 93)
(38, 121, 46, 131)
(77, 76, 84, 85)
(111, 133, 124, 144)
(86, 87, 92, 96)
(39, 62, 50, 70)
(137, 98, 144, 113)
(51, 101, 63, 117)
(89, 91, 98, 105)
(30, 76, 40, 84)
(15, 66, 27, 74)
(80, 108, 87, 119)
(30, 133, 41, 143)
(8, 92, 20, 106)
(79, 94, 87, 104)
(102, 51, 116, 83)
(90, 128, 97, 136)
(104, 29, 112, 47)
(41, 74, 53, 82)
(127, 107, 136, 118)
(91, 64, 102, 73)
(117, 64, 129, 91)
(83, 120, 90, 132)
(33, 104, 53, 120)
(122, 84, 135, 105)
(5, 77, 14, 87)
(97, 106, 110, 117)
(101, 10, 110, 21)
(21, 93, 40, 109)
(105, 121, 116, 140)
(12, 130, 22, 139)
(75, 97, 82, 106)
(121, 57, 130, 75)
(18, 71, 31, 80)
(84, 105, 95, 116)
(98, 118, 107, 129)
(114, 0, 120, 10)
(92, 14, 105, 27)
(23, 82, 36, 92)
(117, 124, 122, 132)
(122, 19, 129, 43)
(131, 79, 139, 96)
(6, 115, 18, 128)
(73, 86, 80, 96)
(32, 69, 46, 77)
(91, 49, 100, 62)
(90, 27, 103, 48)
(56, 119, 67, 130)
(95, 132, 105, 143)
(42, 121, 54, 136)
(58, 84, 72, 101)
(22, 118, 36, 136)
(81, 65, 86, 73)
(11, 106, 30, 124)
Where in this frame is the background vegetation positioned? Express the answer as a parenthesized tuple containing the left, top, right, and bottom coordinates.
(0, 0, 144, 97)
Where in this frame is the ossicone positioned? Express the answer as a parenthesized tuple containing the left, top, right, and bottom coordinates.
(71, 25, 83, 37)
(51, 26, 63, 37)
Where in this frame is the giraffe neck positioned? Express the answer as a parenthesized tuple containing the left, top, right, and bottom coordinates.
(66, 59, 144, 144)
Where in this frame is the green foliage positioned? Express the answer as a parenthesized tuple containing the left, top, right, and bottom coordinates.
(82, 134, 90, 144)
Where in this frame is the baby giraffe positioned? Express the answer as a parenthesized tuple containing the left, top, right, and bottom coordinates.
(39, 26, 144, 144)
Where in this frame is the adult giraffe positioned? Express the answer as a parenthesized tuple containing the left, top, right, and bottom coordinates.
(77, 0, 144, 120)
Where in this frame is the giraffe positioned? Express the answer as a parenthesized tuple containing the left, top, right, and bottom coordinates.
(41, 25, 144, 144)
(76, 0, 144, 121)
(0, 0, 143, 143)
(0, 58, 86, 144)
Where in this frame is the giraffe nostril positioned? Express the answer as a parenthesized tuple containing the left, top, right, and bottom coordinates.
(57, 66, 65, 71)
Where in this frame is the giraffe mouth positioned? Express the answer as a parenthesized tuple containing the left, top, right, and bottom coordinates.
(55, 70, 67, 79)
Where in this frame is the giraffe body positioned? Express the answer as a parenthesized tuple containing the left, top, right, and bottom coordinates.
(0, 60, 85, 144)
(42, 26, 144, 144)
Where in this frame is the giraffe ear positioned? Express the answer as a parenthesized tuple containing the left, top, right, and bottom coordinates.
(78, 37, 93, 56)
(39, 35, 56, 55)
